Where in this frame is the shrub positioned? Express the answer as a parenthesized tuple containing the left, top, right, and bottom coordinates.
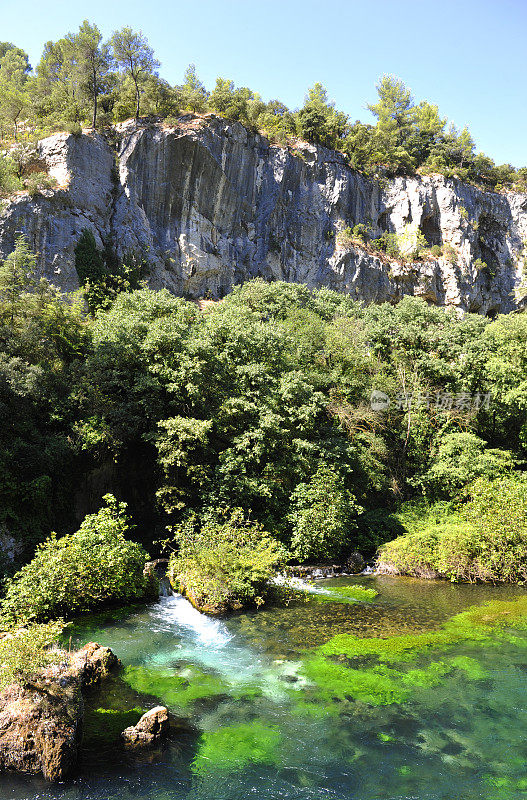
(377, 476, 527, 583)
(417, 432, 514, 499)
(288, 465, 363, 562)
(24, 172, 58, 197)
(430, 244, 443, 258)
(0, 495, 153, 624)
(0, 154, 20, 196)
(0, 620, 65, 689)
(442, 242, 458, 264)
(335, 227, 354, 249)
(473, 257, 487, 272)
(352, 223, 371, 243)
(371, 231, 401, 258)
(168, 509, 287, 613)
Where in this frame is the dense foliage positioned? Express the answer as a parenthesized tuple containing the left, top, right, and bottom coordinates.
(377, 476, 527, 583)
(167, 510, 287, 613)
(0, 620, 65, 689)
(0, 495, 153, 624)
(1, 229, 527, 585)
(0, 24, 525, 193)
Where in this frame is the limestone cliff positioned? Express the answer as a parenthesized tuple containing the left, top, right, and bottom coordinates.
(1, 115, 526, 315)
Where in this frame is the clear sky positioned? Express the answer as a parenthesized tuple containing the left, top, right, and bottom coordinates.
(0, 0, 525, 166)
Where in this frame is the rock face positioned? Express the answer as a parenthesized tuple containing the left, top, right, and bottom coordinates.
(1, 115, 526, 315)
(0, 641, 119, 781)
(121, 705, 169, 746)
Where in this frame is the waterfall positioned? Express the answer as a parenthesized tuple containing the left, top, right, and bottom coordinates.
(158, 576, 172, 597)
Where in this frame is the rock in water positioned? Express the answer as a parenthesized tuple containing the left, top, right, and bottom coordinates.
(0, 641, 120, 781)
(72, 641, 121, 687)
(345, 552, 366, 573)
(121, 706, 170, 746)
(0, 676, 82, 781)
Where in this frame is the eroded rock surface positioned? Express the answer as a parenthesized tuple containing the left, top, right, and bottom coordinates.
(0, 641, 119, 781)
(1, 116, 526, 315)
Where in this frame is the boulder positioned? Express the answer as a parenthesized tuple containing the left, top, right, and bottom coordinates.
(71, 641, 121, 687)
(345, 552, 366, 574)
(0, 641, 120, 781)
(121, 705, 169, 746)
(0, 674, 82, 781)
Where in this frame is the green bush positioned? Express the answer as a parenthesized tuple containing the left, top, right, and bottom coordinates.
(377, 476, 527, 582)
(24, 172, 58, 196)
(288, 465, 363, 562)
(371, 231, 401, 258)
(417, 432, 514, 499)
(168, 509, 287, 613)
(335, 227, 354, 249)
(442, 242, 458, 264)
(0, 495, 153, 624)
(0, 620, 65, 689)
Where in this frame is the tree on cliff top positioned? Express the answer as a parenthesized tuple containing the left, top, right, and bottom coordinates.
(110, 27, 159, 119)
(66, 21, 112, 128)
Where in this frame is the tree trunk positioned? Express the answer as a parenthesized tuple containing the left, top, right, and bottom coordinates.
(92, 69, 98, 128)
(134, 78, 140, 120)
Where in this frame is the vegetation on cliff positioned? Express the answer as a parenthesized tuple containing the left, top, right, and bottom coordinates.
(0, 23, 525, 194)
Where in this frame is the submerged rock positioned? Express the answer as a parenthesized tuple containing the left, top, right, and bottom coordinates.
(121, 705, 169, 746)
(0, 641, 120, 781)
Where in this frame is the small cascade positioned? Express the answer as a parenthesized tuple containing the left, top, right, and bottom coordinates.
(151, 593, 233, 647)
(272, 574, 339, 596)
(158, 576, 172, 597)
(361, 565, 376, 575)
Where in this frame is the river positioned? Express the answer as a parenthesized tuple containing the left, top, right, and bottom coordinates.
(2, 575, 527, 800)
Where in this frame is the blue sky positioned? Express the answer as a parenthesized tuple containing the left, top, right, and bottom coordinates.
(0, 0, 525, 166)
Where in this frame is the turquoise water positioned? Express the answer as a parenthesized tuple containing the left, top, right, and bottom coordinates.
(2, 575, 527, 800)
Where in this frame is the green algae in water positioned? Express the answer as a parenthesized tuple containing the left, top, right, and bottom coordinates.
(295, 597, 525, 712)
(317, 595, 527, 664)
(123, 664, 233, 709)
(192, 721, 282, 775)
(311, 585, 378, 604)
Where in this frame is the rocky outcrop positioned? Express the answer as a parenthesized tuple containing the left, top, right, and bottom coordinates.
(0, 641, 119, 781)
(0, 674, 82, 781)
(121, 705, 169, 746)
(1, 115, 526, 315)
(71, 641, 121, 688)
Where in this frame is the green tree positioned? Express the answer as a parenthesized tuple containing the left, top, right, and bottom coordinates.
(0, 235, 37, 319)
(0, 47, 31, 139)
(177, 63, 208, 113)
(367, 75, 415, 171)
(67, 20, 112, 128)
(295, 82, 348, 149)
(110, 27, 160, 119)
(288, 465, 363, 562)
